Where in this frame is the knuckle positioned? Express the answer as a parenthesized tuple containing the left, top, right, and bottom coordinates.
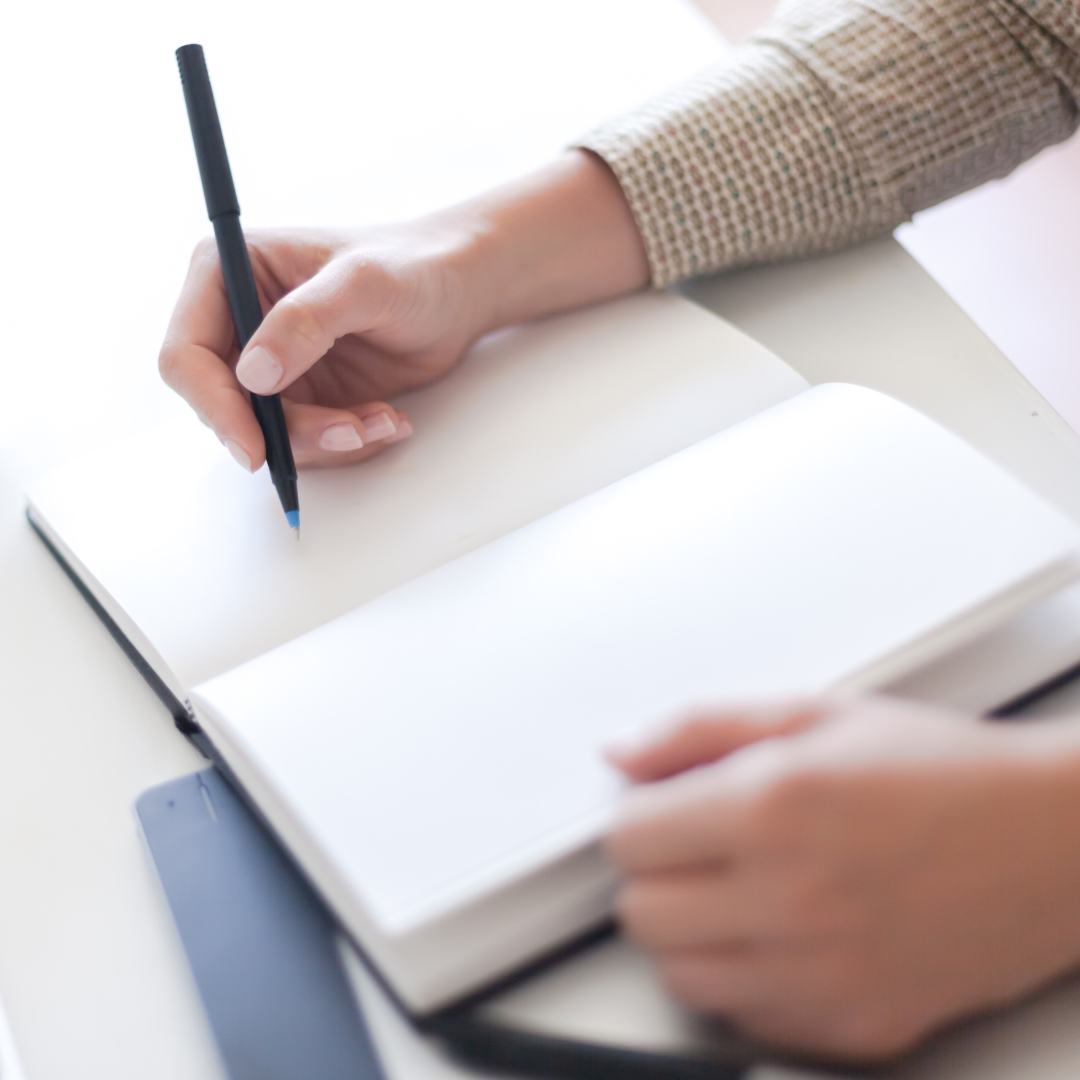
(342, 252, 392, 289)
(343, 256, 407, 317)
(274, 296, 331, 352)
(751, 768, 828, 844)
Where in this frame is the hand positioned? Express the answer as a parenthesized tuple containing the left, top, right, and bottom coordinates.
(159, 151, 649, 471)
(158, 222, 471, 471)
(605, 696, 1080, 1059)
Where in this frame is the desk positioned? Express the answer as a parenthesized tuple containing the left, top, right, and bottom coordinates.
(2, 4, 1080, 1080)
(5, 235, 1080, 1080)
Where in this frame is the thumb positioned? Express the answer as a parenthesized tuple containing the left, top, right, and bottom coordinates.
(234, 255, 391, 394)
(607, 701, 828, 783)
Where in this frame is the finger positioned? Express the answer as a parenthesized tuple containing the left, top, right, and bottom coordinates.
(618, 860, 847, 949)
(608, 705, 826, 783)
(282, 399, 413, 469)
(234, 255, 396, 395)
(606, 770, 749, 871)
(160, 240, 267, 466)
(618, 870, 777, 949)
(608, 702, 826, 783)
(161, 236, 238, 363)
(656, 943, 777, 1016)
(655, 944, 830, 1049)
(161, 342, 267, 470)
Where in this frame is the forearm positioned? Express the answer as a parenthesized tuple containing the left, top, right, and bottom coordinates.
(580, 0, 1080, 285)
(356, 0, 1080, 343)
(970, 717, 1080, 1003)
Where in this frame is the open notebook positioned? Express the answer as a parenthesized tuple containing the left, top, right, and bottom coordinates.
(26, 292, 1080, 1015)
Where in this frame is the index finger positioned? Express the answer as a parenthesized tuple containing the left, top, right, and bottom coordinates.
(159, 241, 266, 467)
(608, 702, 825, 783)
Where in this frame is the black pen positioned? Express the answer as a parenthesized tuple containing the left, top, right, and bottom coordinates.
(175, 43, 300, 539)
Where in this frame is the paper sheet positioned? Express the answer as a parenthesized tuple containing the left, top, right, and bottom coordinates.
(192, 385, 1080, 1007)
(27, 293, 807, 694)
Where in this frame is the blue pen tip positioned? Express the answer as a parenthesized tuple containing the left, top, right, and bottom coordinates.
(285, 510, 300, 529)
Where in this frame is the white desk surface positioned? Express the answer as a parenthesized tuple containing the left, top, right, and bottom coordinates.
(2, 2, 1080, 1079)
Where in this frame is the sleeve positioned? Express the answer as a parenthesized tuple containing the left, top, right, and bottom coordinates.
(577, 0, 1080, 286)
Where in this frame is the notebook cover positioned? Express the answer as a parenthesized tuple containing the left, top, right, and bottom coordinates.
(135, 768, 386, 1080)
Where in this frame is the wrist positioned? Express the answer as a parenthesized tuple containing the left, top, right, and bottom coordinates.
(435, 149, 650, 338)
(982, 717, 1080, 989)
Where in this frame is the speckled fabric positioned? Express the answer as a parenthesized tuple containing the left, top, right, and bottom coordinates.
(579, 0, 1080, 286)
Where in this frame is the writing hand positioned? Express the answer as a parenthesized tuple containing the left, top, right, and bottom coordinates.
(606, 696, 1080, 1059)
(158, 151, 649, 471)
(157, 223, 478, 470)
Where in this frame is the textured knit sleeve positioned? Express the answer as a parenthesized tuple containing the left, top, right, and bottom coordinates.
(578, 0, 1080, 286)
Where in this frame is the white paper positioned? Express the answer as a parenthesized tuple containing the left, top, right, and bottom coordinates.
(192, 384, 1080, 1008)
(27, 293, 807, 695)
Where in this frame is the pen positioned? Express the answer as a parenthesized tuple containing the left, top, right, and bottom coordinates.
(175, 43, 300, 539)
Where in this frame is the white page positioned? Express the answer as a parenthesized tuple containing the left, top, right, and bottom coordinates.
(192, 384, 1080, 1008)
(26, 293, 807, 694)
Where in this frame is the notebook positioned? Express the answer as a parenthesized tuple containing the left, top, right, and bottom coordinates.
(26, 291, 1080, 1016)
(26, 293, 805, 708)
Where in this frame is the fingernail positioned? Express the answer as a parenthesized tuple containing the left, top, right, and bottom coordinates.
(236, 345, 284, 394)
(384, 416, 413, 445)
(362, 412, 397, 442)
(319, 423, 364, 452)
(224, 439, 253, 472)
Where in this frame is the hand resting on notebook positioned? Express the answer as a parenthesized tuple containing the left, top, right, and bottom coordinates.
(607, 696, 1080, 1060)
(158, 150, 648, 471)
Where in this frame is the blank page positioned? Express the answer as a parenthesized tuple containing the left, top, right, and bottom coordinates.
(26, 293, 806, 696)
(192, 385, 1080, 960)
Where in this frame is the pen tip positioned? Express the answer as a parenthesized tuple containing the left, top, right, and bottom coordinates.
(285, 509, 300, 535)
(292, 526, 300, 541)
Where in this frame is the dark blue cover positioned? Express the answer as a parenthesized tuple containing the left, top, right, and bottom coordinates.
(136, 768, 386, 1080)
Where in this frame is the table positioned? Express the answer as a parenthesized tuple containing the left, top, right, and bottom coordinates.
(3, 2, 1080, 1078)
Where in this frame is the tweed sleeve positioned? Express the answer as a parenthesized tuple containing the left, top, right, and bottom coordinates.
(578, 0, 1080, 286)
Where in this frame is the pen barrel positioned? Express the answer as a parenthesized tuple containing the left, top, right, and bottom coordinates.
(176, 44, 240, 220)
(209, 214, 297, 490)
(253, 394, 299, 502)
(212, 213, 263, 350)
